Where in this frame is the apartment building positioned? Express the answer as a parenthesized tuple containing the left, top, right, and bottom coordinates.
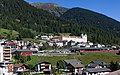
(0, 46, 11, 62)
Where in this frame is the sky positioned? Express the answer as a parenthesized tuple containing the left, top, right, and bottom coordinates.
(25, 0, 120, 22)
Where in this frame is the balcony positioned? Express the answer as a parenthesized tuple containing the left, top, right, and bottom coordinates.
(3, 51, 10, 54)
(3, 54, 10, 57)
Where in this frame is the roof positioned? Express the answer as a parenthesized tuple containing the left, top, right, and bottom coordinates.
(37, 60, 51, 64)
(106, 70, 120, 75)
(86, 68, 111, 73)
(86, 61, 108, 68)
(70, 63, 84, 68)
(12, 49, 38, 53)
(14, 64, 24, 68)
(90, 61, 108, 66)
(71, 46, 109, 50)
(64, 59, 83, 68)
(86, 63, 98, 68)
(64, 59, 81, 64)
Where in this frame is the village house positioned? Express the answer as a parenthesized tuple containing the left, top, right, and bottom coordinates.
(86, 61, 108, 68)
(64, 59, 84, 75)
(0, 46, 12, 62)
(85, 68, 111, 75)
(14, 64, 30, 74)
(35, 61, 52, 74)
(85, 61, 111, 75)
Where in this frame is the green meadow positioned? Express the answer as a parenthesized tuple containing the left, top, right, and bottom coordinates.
(26, 52, 120, 67)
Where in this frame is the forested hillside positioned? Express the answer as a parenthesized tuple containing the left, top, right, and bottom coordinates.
(0, 0, 120, 44)
(61, 8, 120, 34)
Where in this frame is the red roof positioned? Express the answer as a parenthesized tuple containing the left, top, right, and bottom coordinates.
(6, 42, 17, 44)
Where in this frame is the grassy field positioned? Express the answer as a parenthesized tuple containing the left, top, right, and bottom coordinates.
(26, 52, 120, 67)
(0, 28, 19, 35)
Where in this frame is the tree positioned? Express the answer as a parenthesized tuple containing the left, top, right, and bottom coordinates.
(56, 60, 65, 69)
(109, 61, 120, 71)
(14, 51, 31, 63)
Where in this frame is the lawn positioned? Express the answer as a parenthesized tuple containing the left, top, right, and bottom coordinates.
(0, 28, 19, 35)
(26, 52, 120, 67)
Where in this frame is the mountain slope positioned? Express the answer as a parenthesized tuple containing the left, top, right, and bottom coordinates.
(0, 0, 120, 44)
(29, 2, 68, 17)
(61, 7, 120, 34)
(0, 0, 71, 37)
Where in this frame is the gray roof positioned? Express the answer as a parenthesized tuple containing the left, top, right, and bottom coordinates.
(37, 60, 51, 64)
(64, 59, 83, 68)
(64, 59, 81, 64)
(86, 68, 111, 73)
(70, 63, 84, 68)
(71, 47, 110, 50)
(12, 49, 38, 53)
(86, 61, 108, 68)
(91, 61, 108, 65)
(86, 63, 98, 68)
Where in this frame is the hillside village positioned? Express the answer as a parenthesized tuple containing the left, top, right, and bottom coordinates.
(0, 0, 120, 75)
(0, 34, 120, 75)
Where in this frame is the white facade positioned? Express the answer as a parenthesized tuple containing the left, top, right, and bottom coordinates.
(0, 66, 13, 75)
(86, 72, 110, 75)
(0, 46, 11, 62)
(41, 36, 53, 40)
(62, 34, 87, 43)
(0, 46, 3, 62)
(56, 42, 64, 47)
(74, 68, 83, 74)
(0, 63, 13, 75)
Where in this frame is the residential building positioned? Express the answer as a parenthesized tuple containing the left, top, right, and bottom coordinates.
(35, 61, 52, 74)
(86, 61, 108, 68)
(62, 34, 87, 43)
(14, 64, 30, 74)
(85, 61, 110, 75)
(64, 59, 84, 75)
(85, 68, 111, 75)
(0, 62, 14, 75)
(52, 34, 87, 43)
(0, 46, 11, 62)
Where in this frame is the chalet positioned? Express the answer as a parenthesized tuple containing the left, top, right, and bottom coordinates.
(84, 61, 110, 75)
(64, 59, 84, 75)
(85, 68, 111, 75)
(86, 61, 108, 68)
(35, 61, 52, 74)
(14, 64, 30, 74)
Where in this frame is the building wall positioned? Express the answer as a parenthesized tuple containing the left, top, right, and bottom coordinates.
(0, 63, 13, 75)
(75, 68, 83, 74)
(86, 72, 110, 75)
(36, 63, 51, 72)
(0, 46, 3, 62)
(0, 46, 11, 62)
(62, 34, 87, 43)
